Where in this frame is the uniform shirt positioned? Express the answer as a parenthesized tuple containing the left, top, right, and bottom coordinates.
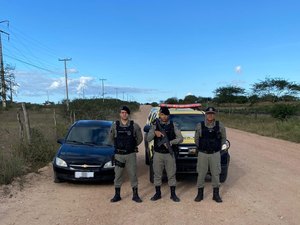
(147, 119, 183, 146)
(194, 119, 227, 148)
(109, 120, 143, 147)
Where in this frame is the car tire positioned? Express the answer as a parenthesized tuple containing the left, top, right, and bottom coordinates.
(54, 173, 63, 183)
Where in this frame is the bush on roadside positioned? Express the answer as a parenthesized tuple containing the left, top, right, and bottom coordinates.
(270, 104, 297, 120)
(16, 128, 57, 171)
(0, 150, 26, 185)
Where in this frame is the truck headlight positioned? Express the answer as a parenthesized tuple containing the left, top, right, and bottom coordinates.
(55, 157, 67, 167)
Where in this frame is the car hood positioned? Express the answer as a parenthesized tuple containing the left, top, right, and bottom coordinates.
(57, 143, 115, 165)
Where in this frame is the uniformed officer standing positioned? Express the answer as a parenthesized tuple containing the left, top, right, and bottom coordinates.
(109, 106, 143, 203)
(194, 107, 227, 203)
(147, 107, 183, 202)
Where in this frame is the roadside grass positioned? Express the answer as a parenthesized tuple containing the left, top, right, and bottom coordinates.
(0, 150, 25, 185)
(0, 107, 67, 185)
(218, 113, 300, 143)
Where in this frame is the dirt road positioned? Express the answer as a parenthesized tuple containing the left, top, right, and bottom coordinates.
(1, 105, 300, 225)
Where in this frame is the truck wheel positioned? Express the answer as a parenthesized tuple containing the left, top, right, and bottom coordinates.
(220, 169, 228, 183)
(145, 146, 150, 165)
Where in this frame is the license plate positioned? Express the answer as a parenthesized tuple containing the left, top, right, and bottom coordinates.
(75, 172, 94, 178)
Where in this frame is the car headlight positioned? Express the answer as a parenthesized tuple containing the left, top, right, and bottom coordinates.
(104, 161, 115, 169)
(55, 157, 68, 167)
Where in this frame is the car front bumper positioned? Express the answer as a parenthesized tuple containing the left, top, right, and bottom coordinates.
(53, 165, 115, 182)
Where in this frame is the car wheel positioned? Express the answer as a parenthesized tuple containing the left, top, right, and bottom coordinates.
(54, 173, 63, 183)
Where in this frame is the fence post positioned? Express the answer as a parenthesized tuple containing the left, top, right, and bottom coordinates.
(21, 103, 31, 143)
(17, 109, 24, 142)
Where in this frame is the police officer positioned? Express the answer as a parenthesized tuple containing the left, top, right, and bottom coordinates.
(109, 106, 143, 203)
(194, 106, 227, 203)
(147, 106, 183, 202)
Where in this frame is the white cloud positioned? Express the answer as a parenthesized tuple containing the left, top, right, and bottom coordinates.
(76, 76, 94, 94)
(13, 70, 156, 103)
(49, 78, 64, 90)
(68, 68, 78, 74)
(235, 65, 242, 74)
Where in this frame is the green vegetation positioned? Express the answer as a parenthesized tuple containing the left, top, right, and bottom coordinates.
(69, 98, 139, 120)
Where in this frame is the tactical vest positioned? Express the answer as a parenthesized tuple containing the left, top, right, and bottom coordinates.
(154, 120, 176, 153)
(114, 120, 136, 154)
(198, 121, 222, 153)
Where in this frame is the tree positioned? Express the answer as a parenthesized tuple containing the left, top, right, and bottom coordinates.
(165, 97, 179, 104)
(4, 64, 18, 102)
(0, 64, 18, 104)
(214, 85, 246, 103)
(251, 77, 300, 102)
(182, 95, 198, 104)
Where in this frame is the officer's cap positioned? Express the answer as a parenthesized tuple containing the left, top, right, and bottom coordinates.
(120, 105, 130, 114)
(205, 107, 216, 114)
(159, 106, 170, 115)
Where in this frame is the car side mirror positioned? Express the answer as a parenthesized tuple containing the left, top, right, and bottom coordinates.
(57, 138, 65, 144)
(143, 125, 151, 133)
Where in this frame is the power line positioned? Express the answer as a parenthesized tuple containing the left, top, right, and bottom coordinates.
(4, 54, 58, 74)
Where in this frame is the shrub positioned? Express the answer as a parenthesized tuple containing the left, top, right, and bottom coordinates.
(270, 104, 297, 120)
(16, 128, 57, 170)
(0, 150, 25, 185)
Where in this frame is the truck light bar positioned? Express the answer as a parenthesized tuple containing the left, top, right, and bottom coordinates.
(159, 103, 202, 108)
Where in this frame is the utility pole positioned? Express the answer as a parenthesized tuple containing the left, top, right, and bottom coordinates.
(58, 58, 72, 111)
(0, 20, 9, 108)
(99, 78, 106, 102)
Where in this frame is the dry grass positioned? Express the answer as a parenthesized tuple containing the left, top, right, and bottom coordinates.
(0, 107, 69, 185)
(218, 113, 300, 143)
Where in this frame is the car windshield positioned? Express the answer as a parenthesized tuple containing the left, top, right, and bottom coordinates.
(66, 126, 111, 146)
(169, 114, 205, 131)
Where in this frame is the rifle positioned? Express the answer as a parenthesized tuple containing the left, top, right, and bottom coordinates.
(155, 118, 174, 157)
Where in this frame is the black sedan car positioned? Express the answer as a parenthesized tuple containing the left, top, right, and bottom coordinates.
(53, 120, 115, 182)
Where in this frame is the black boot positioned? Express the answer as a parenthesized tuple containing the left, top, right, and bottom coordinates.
(110, 187, 121, 202)
(212, 187, 222, 203)
(132, 187, 142, 203)
(194, 188, 204, 202)
(150, 186, 161, 201)
(170, 186, 180, 202)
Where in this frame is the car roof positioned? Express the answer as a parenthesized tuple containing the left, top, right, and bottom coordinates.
(73, 120, 113, 127)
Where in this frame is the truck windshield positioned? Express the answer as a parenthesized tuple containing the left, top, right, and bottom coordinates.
(169, 114, 205, 131)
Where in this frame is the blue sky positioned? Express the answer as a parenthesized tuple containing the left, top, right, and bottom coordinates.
(1, 0, 300, 103)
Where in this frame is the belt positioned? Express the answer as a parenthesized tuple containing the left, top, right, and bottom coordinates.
(198, 149, 220, 154)
(115, 149, 135, 155)
(154, 149, 170, 154)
